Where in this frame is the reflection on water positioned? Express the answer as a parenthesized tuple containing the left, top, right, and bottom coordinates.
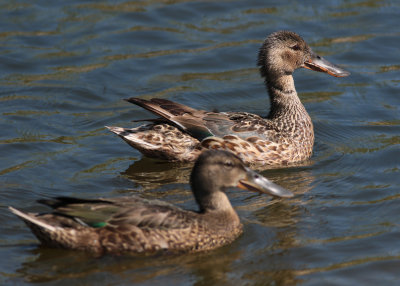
(17, 246, 246, 285)
(121, 157, 192, 191)
(1, 0, 400, 285)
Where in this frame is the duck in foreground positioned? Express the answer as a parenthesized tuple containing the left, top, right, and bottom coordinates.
(9, 150, 293, 255)
(107, 31, 350, 167)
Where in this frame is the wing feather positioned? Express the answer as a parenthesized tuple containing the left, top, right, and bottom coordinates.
(38, 196, 194, 230)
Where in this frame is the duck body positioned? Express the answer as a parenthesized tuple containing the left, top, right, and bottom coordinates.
(10, 150, 293, 255)
(108, 98, 313, 166)
(107, 31, 349, 167)
(10, 196, 242, 255)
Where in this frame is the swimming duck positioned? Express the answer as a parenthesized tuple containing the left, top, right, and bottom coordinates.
(9, 150, 293, 255)
(107, 31, 350, 167)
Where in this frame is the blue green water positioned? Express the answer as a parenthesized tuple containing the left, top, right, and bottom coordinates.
(1, 0, 399, 285)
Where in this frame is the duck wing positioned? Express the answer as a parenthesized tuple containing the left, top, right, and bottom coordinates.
(125, 98, 239, 141)
(38, 196, 194, 229)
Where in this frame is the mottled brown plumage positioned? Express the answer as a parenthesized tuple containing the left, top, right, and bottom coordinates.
(107, 31, 350, 167)
(9, 150, 293, 256)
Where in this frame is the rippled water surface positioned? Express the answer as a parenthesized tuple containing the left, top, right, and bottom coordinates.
(1, 0, 399, 285)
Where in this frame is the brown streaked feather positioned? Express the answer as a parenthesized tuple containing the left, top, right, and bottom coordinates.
(201, 135, 309, 167)
(107, 98, 313, 166)
(126, 98, 199, 116)
(9, 150, 294, 255)
(106, 125, 202, 162)
(9, 196, 217, 255)
(124, 98, 281, 141)
(107, 31, 348, 167)
(36, 196, 195, 229)
(125, 98, 215, 140)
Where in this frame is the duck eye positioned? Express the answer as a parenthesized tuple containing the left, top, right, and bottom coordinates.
(224, 161, 234, 168)
(290, 44, 301, 51)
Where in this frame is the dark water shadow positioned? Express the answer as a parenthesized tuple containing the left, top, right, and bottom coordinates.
(120, 157, 193, 191)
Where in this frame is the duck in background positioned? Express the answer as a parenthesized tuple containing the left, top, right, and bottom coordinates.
(9, 150, 293, 256)
(107, 31, 350, 167)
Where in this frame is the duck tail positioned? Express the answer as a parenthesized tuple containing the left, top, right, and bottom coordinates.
(105, 125, 201, 162)
(9, 206, 56, 232)
(105, 126, 161, 150)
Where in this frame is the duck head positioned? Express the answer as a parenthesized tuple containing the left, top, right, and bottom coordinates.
(190, 150, 293, 212)
(258, 31, 350, 79)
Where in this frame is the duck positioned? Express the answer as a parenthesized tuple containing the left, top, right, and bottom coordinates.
(106, 30, 350, 167)
(9, 150, 293, 256)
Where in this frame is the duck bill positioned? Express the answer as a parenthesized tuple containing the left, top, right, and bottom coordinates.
(237, 167, 293, 198)
(303, 51, 350, 77)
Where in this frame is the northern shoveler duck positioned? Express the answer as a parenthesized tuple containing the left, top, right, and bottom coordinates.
(9, 150, 293, 255)
(107, 31, 350, 167)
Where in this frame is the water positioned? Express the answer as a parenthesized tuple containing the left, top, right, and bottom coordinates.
(1, 0, 399, 285)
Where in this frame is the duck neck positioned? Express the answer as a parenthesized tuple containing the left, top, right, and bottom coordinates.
(190, 165, 240, 227)
(197, 190, 241, 228)
(265, 74, 310, 122)
(194, 187, 234, 213)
